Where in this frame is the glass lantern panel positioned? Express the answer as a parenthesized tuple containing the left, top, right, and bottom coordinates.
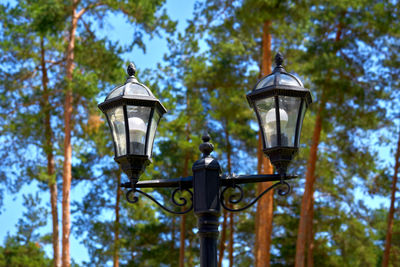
(255, 97, 278, 148)
(295, 100, 306, 146)
(106, 106, 126, 156)
(124, 83, 150, 96)
(255, 75, 275, 89)
(126, 105, 151, 155)
(146, 110, 161, 157)
(278, 96, 302, 147)
(106, 86, 124, 100)
(277, 73, 301, 86)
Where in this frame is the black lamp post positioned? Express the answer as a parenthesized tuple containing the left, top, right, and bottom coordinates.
(98, 53, 312, 267)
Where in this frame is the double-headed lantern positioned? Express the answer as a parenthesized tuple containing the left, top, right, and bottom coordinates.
(247, 53, 312, 174)
(98, 63, 167, 184)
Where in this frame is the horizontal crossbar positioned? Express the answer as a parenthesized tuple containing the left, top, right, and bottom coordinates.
(121, 174, 297, 189)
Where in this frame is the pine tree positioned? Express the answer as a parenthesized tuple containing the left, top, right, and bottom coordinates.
(202, 36, 256, 266)
(381, 10, 400, 264)
(0, 1, 175, 265)
(0, 236, 52, 267)
(197, 1, 311, 265)
(153, 21, 210, 265)
(294, 1, 394, 265)
(46, 1, 174, 265)
(0, 2, 67, 265)
(0, 194, 51, 267)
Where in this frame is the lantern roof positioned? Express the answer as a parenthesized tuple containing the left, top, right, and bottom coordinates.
(247, 53, 312, 106)
(99, 63, 167, 114)
(254, 53, 303, 89)
(105, 63, 156, 100)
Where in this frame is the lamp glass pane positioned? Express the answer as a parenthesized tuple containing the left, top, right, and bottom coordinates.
(255, 75, 275, 89)
(296, 100, 307, 146)
(106, 106, 126, 156)
(124, 83, 150, 96)
(127, 105, 151, 155)
(277, 73, 301, 86)
(106, 86, 123, 100)
(146, 110, 161, 157)
(255, 97, 277, 148)
(278, 96, 301, 147)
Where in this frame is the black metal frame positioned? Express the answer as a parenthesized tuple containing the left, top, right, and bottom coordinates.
(126, 187, 194, 215)
(246, 52, 312, 174)
(119, 134, 296, 267)
(98, 63, 167, 183)
(121, 173, 296, 214)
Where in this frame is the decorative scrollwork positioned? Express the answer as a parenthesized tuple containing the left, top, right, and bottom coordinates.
(227, 185, 244, 204)
(220, 181, 291, 212)
(171, 188, 190, 207)
(126, 189, 139, 203)
(125, 188, 193, 215)
(277, 180, 291, 196)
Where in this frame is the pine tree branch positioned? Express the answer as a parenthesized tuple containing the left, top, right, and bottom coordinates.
(76, 2, 103, 21)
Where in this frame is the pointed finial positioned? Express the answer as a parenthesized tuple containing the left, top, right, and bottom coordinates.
(127, 63, 136, 76)
(275, 52, 284, 67)
(202, 133, 211, 143)
(199, 133, 214, 157)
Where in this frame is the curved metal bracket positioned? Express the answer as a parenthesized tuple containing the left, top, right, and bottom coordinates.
(125, 187, 193, 215)
(220, 180, 291, 212)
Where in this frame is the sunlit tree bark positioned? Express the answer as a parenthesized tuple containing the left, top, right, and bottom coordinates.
(382, 129, 400, 267)
(255, 20, 274, 267)
(40, 36, 60, 267)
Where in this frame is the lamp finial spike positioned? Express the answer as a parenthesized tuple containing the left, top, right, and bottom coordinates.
(202, 133, 211, 143)
(127, 62, 136, 76)
(199, 133, 213, 157)
(275, 52, 284, 67)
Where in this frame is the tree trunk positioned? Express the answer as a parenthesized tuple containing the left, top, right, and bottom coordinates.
(295, 24, 342, 267)
(62, 3, 79, 266)
(255, 20, 274, 267)
(188, 233, 194, 266)
(382, 129, 400, 267)
(219, 209, 228, 267)
(219, 126, 234, 267)
(179, 96, 192, 267)
(228, 211, 234, 267)
(179, 212, 186, 267)
(40, 37, 60, 267)
(113, 169, 122, 267)
(49, 173, 59, 267)
(225, 128, 234, 267)
(172, 216, 176, 251)
(295, 99, 325, 267)
(306, 196, 314, 267)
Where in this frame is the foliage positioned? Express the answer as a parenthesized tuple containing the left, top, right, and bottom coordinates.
(0, 193, 51, 267)
(0, 236, 52, 267)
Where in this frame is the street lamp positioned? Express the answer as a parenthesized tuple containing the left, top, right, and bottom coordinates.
(98, 53, 312, 267)
(98, 63, 167, 185)
(247, 52, 312, 174)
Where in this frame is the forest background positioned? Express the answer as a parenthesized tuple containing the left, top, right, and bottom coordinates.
(0, 0, 399, 267)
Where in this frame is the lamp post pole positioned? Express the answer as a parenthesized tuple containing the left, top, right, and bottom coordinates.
(193, 134, 221, 267)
